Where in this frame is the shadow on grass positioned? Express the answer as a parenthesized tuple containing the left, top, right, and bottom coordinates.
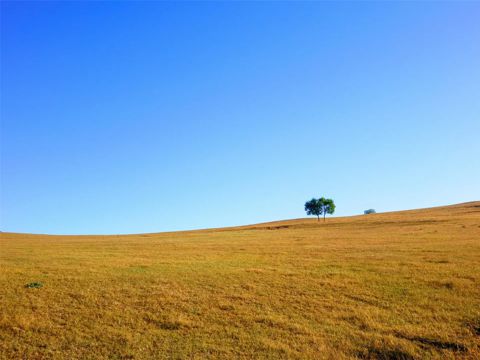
(465, 318, 480, 336)
(395, 332, 467, 352)
(356, 346, 414, 360)
(144, 316, 185, 330)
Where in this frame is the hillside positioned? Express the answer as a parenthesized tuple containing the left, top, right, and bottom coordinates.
(1, 202, 479, 359)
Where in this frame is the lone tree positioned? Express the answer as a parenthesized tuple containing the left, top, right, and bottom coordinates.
(304, 197, 336, 222)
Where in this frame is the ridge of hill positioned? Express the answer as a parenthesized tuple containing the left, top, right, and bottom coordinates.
(2, 200, 479, 237)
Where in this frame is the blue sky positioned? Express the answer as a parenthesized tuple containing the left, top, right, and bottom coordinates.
(1, 2, 479, 234)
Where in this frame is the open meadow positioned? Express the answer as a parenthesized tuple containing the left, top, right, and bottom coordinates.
(1, 202, 479, 359)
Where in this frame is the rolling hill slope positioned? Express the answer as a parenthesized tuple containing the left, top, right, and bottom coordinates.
(1, 202, 479, 359)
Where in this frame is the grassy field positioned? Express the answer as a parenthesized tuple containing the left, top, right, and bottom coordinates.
(1, 202, 479, 359)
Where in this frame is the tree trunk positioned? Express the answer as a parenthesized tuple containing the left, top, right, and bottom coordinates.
(324, 213, 326, 222)
(317, 215, 319, 222)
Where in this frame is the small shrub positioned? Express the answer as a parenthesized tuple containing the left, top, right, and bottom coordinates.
(364, 209, 376, 215)
(25, 282, 43, 289)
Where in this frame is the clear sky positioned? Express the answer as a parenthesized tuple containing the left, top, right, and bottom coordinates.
(1, 2, 479, 235)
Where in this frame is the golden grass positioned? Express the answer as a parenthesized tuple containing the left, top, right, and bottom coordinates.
(1, 202, 479, 359)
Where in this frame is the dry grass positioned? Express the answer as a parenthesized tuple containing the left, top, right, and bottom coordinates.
(1, 202, 479, 359)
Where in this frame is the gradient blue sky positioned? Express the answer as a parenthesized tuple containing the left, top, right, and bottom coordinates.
(1, 2, 479, 234)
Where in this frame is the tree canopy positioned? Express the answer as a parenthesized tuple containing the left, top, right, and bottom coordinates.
(304, 197, 336, 221)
